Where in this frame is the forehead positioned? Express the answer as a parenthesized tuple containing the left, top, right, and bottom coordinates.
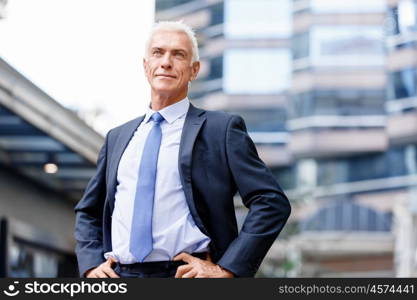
(148, 30, 192, 52)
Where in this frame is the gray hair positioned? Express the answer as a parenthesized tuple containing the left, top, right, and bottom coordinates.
(145, 20, 200, 63)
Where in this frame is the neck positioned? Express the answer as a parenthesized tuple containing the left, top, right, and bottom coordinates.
(150, 89, 187, 111)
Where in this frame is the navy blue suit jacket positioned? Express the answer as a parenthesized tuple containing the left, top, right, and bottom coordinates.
(74, 104, 291, 277)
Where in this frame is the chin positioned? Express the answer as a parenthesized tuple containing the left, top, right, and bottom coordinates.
(152, 85, 177, 94)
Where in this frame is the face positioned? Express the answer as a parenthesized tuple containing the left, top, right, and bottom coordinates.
(143, 30, 200, 99)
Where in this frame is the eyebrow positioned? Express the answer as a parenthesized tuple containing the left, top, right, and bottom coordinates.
(150, 47, 188, 55)
(173, 49, 187, 55)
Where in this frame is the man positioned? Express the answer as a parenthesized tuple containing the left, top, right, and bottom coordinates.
(74, 21, 291, 278)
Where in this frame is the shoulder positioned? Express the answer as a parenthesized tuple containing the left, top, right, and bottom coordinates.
(192, 104, 243, 127)
(203, 109, 246, 132)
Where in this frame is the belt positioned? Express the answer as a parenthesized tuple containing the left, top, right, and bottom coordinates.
(116, 252, 208, 274)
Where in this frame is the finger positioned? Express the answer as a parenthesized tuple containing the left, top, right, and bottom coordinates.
(206, 253, 213, 262)
(107, 256, 118, 265)
(86, 271, 97, 278)
(175, 264, 193, 278)
(96, 270, 109, 278)
(105, 258, 117, 269)
(173, 252, 194, 263)
(103, 266, 120, 278)
(181, 269, 198, 278)
(109, 256, 118, 262)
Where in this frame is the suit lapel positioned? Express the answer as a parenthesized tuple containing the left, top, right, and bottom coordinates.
(107, 115, 145, 210)
(178, 103, 208, 235)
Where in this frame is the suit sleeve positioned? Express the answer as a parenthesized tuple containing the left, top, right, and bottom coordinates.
(217, 115, 291, 277)
(74, 131, 110, 277)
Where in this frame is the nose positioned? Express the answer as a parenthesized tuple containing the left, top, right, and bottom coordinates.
(160, 53, 172, 70)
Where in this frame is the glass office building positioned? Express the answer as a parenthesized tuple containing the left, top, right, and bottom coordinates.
(385, 0, 417, 277)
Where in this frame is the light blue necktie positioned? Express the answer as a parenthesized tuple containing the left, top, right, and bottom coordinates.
(130, 112, 164, 262)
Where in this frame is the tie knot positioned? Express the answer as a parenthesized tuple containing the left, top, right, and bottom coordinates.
(151, 112, 164, 125)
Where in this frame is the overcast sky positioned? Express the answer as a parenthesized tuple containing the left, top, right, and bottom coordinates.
(0, 0, 155, 134)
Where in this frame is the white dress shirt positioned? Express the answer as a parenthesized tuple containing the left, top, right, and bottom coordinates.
(104, 98, 210, 263)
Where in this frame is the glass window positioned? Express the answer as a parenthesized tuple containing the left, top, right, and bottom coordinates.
(155, 0, 194, 11)
(347, 153, 389, 182)
(210, 3, 224, 26)
(224, 0, 292, 38)
(292, 89, 385, 118)
(348, 148, 407, 182)
(387, 68, 417, 100)
(317, 159, 348, 186)
(387, 6, 400, 36)
(292, 32, 310, 60)
(231, 108, 287, 132)
(316, 146, 408, 186)
(223, 49, 291, 94)
(271, 166, 296, 190)
(292, 92, 313, 118)
(397, 0, 417, 35)
(310, 0, 386, 13)
(387, 1, 417, 36)
(301, 202, 392, 232)
(209, 56, 223, 80)
(310, 26, 384, 66)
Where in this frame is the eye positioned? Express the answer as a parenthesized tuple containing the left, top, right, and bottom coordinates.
(175, 52, 185, 58)
(152, 49, 162, 56)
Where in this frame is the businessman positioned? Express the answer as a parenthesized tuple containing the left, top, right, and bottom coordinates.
(74, 21, 291, 278)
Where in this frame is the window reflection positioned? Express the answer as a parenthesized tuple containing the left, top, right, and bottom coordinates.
(387, 0, 417, 36)
(271, 166, 296, 191)
(398, 0, 417, 34)
(155, 0, 194, 11)
(388, 68, 417, 100)
(293, 26, 384, 67)
(223, 49, 291, 94)
(224, 0, 292, 38)
(292, 32, 310, 60)
(292, 89, 385, 118)
(231, 108, 287, 132)
(316, 146, 410, 186)
(209, 56, 222, 80)
(310, 26, 384, 66)
(310, 0, 386, 14)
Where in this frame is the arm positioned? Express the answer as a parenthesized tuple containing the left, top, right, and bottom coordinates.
(74, 131, 110, 277)
(216, 115, 291, 277)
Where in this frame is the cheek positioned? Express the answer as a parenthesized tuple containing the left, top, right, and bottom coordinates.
(180, 68, 191, 80)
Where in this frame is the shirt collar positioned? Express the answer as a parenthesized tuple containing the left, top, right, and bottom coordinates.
(144, 97, 190, 124)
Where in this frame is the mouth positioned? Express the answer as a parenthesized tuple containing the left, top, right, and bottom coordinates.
(155, 74, 177, 79)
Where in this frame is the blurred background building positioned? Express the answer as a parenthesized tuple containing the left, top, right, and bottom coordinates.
(0, 56, 103, 277)
(155, 0, 417, 277)
(286, 0, 392, 277)
(386, 0, 417, 277)
(0, 0, 104, 276)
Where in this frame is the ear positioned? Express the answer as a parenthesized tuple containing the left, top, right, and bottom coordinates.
(190, 61, 200, 81)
